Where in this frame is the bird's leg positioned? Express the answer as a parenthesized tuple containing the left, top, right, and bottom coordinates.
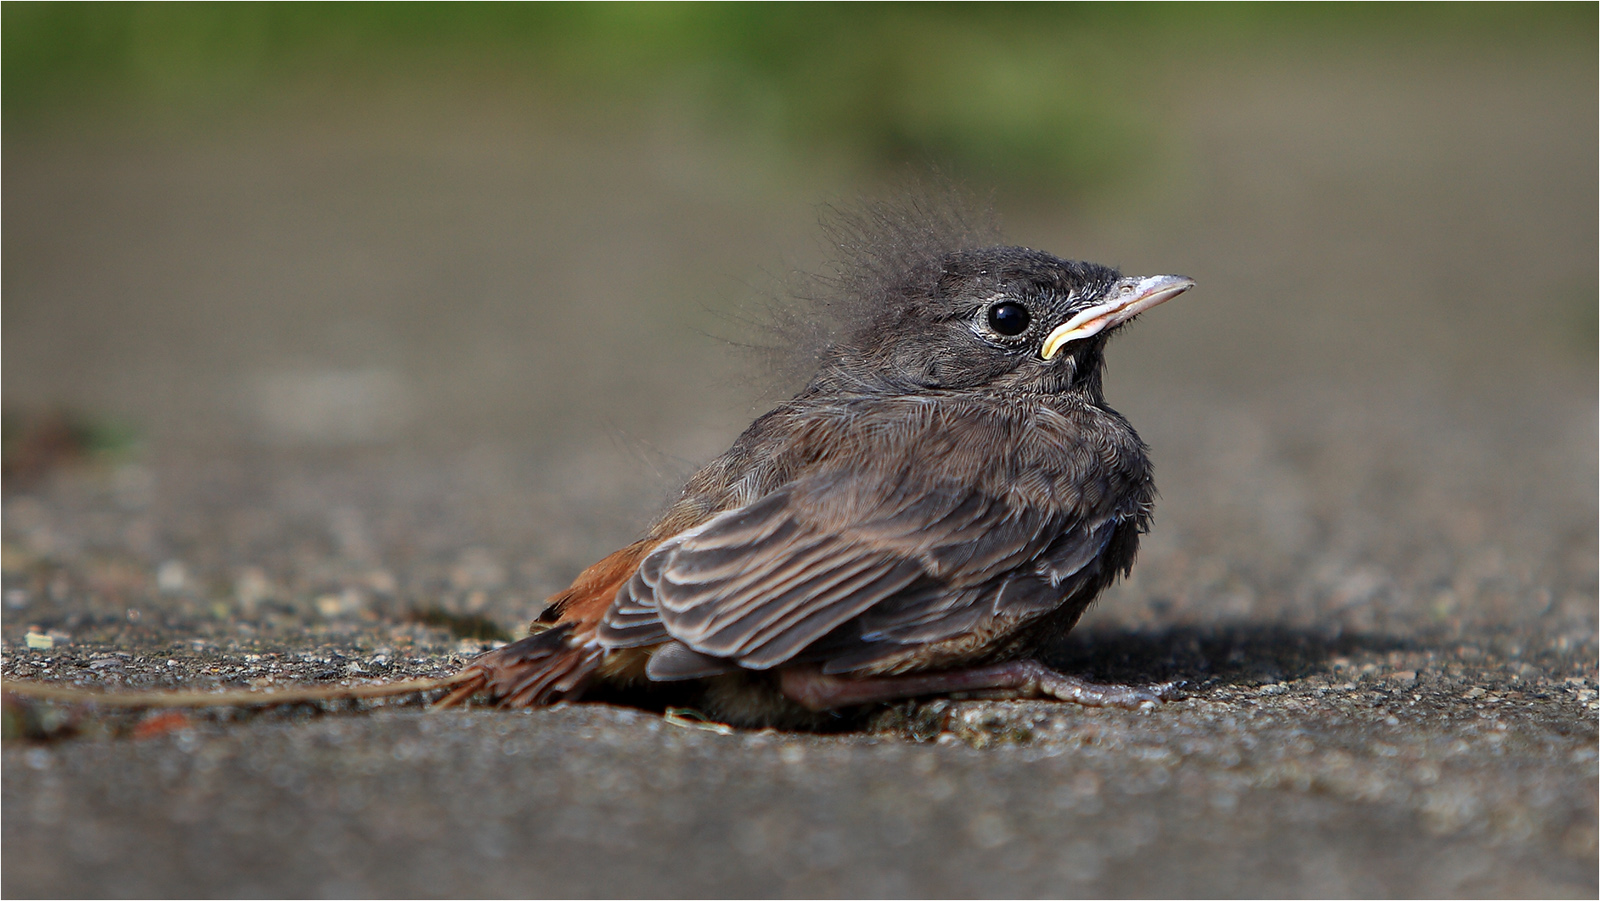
(778, 660, 1178, 712)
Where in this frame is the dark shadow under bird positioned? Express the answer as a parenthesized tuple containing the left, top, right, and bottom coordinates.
(442, 205, 1194, 727)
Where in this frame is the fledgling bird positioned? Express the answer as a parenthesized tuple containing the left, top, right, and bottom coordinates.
(442, 204, 1193, 727)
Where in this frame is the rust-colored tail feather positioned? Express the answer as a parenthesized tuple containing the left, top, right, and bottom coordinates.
(438, 538, 660, 709)
(537, 538, 658, 627)
(435, 623, 603, 708)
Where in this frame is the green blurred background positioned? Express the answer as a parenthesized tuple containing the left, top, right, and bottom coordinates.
(5, 3, 1592, 198)
(2, 1, 1594, 463)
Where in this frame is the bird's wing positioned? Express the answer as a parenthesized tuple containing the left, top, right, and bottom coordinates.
(599, 467, 1120, 672)
(798, 515, 1122, 674)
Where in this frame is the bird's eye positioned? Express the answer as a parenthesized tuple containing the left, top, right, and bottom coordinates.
(986, 301, 1031, 337)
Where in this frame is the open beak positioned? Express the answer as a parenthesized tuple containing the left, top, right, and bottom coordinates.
(1040, 274, 1194, 361)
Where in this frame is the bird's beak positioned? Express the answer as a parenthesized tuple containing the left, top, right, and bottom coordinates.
(1040, 274, 1195, 361)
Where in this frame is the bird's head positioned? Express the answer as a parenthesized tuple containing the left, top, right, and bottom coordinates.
(817, 246, 1192, 398)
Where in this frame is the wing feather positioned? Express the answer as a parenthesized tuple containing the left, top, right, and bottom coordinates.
(596, 400, 1148, 675)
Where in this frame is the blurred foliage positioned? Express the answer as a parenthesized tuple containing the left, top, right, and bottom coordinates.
(3, 3, 1591, 195)
(2, 408, 142, 487)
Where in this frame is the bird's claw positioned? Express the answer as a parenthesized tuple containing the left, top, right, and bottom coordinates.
(1033, 668, 1186, 709)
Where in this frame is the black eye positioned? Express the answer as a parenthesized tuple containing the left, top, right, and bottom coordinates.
(987, 301, 1031, 336)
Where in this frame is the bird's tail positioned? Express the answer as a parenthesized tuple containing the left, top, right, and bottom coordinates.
(434, 622, 603, 708)
(437, 538, 659, 709)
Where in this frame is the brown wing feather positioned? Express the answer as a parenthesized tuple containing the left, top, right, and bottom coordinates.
(601, 395, 1152, 678)
(608, 469, 1106, 673)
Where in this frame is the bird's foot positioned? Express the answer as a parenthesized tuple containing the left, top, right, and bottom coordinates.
(955, 660, 1182, 708)
(779, 659, 1181, 712)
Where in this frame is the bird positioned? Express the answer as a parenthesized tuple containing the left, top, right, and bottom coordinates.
(440, 202, 1193, 728)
